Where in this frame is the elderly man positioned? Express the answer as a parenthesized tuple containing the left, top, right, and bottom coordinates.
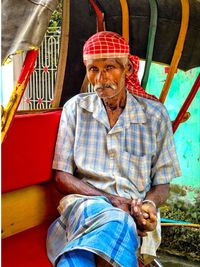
(47, 31, 181, 267)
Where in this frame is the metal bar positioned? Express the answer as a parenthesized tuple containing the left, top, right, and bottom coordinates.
(1, 49, 39, 142)
(53, 0, 70, 108)
(119, 0, 129, 43)
(161, 223, 200, 228)
(172, 73, 200, 133)
(141, 0, 158, 89)
(159, 0, 189, 103)
(89, 0, 104, 32)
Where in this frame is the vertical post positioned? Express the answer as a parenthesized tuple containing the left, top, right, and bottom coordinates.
(1, 49, 39, 142)
(172, 73, 200, 133)
(159, 0, 189, 103)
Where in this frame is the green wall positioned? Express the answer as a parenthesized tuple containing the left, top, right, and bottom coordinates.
(146, 65, 200, 188)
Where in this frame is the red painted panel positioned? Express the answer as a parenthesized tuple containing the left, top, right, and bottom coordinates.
(2, 223, 52, 267)
(2, 111, 61, 193)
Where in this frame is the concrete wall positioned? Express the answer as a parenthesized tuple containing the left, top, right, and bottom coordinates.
(146, 65, 200, 188)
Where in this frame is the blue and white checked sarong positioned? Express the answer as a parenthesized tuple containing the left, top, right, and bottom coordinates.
(47, 195, 140, 267)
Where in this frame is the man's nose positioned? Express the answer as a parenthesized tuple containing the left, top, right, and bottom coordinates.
(96, 70, 107, 83)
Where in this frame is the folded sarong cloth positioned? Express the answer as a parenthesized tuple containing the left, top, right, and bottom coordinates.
(47, 195, 140, 267)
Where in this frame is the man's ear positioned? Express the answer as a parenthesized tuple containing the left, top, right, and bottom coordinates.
(125, 60, 133, 76)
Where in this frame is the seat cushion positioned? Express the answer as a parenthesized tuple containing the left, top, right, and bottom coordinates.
(2, 222, 52, 267)
(2, 111, 61, 193)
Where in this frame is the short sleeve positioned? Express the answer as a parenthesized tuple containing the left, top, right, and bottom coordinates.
(151, 106, 181, 185)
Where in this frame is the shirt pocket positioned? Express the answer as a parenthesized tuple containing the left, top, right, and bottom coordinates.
(120, 151, 150, 192)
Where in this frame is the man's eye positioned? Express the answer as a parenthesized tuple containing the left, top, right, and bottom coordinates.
(106, 65, 114, 71)
(89, 67, 98, 72)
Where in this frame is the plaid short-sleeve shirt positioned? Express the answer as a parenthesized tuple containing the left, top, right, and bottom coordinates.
(53, 91, 181, 200)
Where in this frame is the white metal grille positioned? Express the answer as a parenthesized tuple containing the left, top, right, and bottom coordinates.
(19, 27, 61, 110)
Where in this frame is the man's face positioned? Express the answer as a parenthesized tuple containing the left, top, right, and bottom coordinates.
(86, 58, 127, 99)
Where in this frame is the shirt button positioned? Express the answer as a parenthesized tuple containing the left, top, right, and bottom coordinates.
(109, 150, 117, 159)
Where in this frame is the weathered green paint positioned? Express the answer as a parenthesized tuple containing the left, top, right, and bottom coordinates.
(146, 65, 200, 188)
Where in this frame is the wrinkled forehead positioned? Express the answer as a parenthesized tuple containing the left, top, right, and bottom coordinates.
(85, 57, 128, 67)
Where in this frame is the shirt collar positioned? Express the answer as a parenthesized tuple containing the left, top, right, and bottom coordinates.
(78, 91, 147, 127)
(79, 93, 110, 129)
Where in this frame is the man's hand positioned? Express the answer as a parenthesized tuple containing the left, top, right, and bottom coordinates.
(141, 202, 157, 231)
(109, 195, 132, 214)
(130, 199, 157, 237)
(54, 171, 132, 214)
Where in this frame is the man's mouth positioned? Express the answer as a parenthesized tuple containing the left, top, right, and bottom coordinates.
(94, 84, 117, 91)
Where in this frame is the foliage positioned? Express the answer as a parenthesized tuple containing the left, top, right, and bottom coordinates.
(48, 0, 63, 29)
(159, 184, 200, 262)
(161, 184, 200, 223)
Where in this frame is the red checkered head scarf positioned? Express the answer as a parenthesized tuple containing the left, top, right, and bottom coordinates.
(83, 31, 157, 101)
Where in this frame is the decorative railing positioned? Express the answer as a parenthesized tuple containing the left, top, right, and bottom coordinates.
(19, 27, 61, 110)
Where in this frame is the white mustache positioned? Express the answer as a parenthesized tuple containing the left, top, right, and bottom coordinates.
(94, 83, 117, 91)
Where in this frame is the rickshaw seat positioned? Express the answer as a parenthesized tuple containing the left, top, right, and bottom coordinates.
(2, 223, 52, 267)
(1, 110, 150, 267)
(2, 110, 62, 193)
(2, 110, 62, 267)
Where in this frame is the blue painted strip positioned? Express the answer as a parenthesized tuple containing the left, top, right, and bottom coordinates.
(161, 218, 191, 224)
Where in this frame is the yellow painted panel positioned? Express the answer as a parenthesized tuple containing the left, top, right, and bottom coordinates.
(2, 182, 62, 239)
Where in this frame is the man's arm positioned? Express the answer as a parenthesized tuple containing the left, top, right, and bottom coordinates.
(144, 183, 170, 207)
(54, 170, 132, 213)
(131, 184, 170, 235)
(131, 103, 180, 235)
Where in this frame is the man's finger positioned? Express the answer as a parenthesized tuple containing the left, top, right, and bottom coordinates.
(137, 229, 147, 237)
(149, 213, 157, 222)
(143, 211, 149, 219)
(142, 219, 157, 231)
(131, 199, 136, 206)
(136, 199, 142, 206)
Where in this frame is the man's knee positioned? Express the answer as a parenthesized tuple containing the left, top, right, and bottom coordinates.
(57, 249, 96, 267)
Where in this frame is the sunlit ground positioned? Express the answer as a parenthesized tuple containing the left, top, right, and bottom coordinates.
(158, 252, 200, 267)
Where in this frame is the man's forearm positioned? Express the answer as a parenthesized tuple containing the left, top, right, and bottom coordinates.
(54, 170, 131, 207)
(144, 184, 170, 207)
(55, 170, 107, 197)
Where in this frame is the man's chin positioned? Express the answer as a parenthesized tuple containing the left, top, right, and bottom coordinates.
(95, 89, 117, 98)
(96, 92, 114, 99)
(95, 89, 124, 100)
